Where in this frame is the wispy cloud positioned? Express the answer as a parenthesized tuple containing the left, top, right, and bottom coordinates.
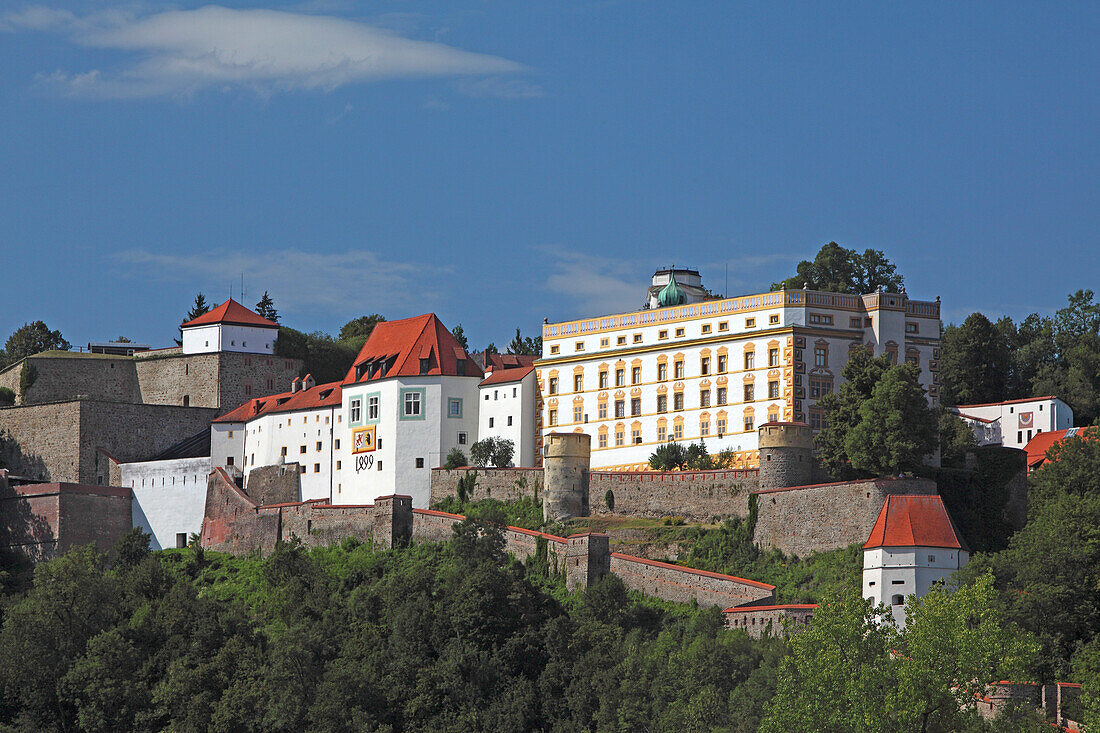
(114, 248, 450, 317)
(542, 248, 649, 318)
(4, 5, 529, 99)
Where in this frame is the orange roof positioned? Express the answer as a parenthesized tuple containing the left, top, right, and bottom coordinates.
(863, 495, 967, 551)
(480, 364, 535, 386)
(1024, 427, 1094, 468)
(213, 381, 343, 423)
(723, 604, 818, 613)
(181, 298, 279, 329)
(480, 352, 537, 370)
(343, 313, 481, 384)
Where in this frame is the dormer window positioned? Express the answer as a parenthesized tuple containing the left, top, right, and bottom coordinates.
(456, 358, 466, 373)
(419, 358, 430, 375)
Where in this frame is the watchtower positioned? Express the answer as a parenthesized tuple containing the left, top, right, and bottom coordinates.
(564, 532, 610, 590)
(757, 422, 813, 490)
(543, 432, 591, 521)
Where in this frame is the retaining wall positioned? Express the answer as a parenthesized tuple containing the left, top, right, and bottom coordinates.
(429, 467, 543, 505)
(589, 469, 759, 520)
(609, 552, 774, 608)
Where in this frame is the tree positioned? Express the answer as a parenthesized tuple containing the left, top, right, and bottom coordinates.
(444, 448, 467, 469)
(507, 328, 541, 356)
(254, 291, 279, 322)
(771, 242, 905, 294)
(186, 293, 210, 322)
(469, 437, 514, 468)
(1, 321, 70, 368)
(939, 313, 1012, 406)
(939, 410, 978, 468)
(685, 441, 713, 470)
(450, 324, 469, 350)
(814, 351, 892, 479)
(113, 336, 132, 343)
(338, 315, 385, 346)
(844, 362, 939, 475)
(649, 442, 689, 471)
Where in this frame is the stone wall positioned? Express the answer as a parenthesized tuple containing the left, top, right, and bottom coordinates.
(429, 467, 543, 505)
(244, 463, 301, 505)
(9, 356, 142, 406)
(0, 363, 21, 401)
(724, 604, 817, 638)
(0, 482, 131, 562)
(752, 477, 938, 556)
(0, 400, 218, 485)
(609, 552, 775, 608)
(589, 469, 760, 520)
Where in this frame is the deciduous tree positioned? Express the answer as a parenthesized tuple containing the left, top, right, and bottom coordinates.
(1, 321, 70, 368)
(772, 242, 905, 294)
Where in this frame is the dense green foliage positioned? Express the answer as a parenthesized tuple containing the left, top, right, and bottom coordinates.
(337, 314, 386, 350)
(762, 576, 1038, 732)
(432, 496, 545, 531)
(0, 321, 70, 370)
(506, 328, 541, 356)
(273, 314, 387, 383)
(0, 387, 14, 407)
(443, 447, 467, 469)
(469, 437, 515, 468)
(939, 410, 979, 468)
(648, 441, 714, 471)
(941, 289, 1100, 423)
(0, 523, 785, 733)
(815, 352, 937, 478)
(771, 242, 904, 294)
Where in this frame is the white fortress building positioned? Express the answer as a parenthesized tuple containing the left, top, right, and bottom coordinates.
(478, 355, 539, 468)
(537, 270, 942, 470)
(949, 395, 1074, 450)
(180, 298, 280, 355)
(863, 494, 969, 628)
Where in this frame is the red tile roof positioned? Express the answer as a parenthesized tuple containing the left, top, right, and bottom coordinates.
(479, 351, 537, 371)
(180, 298, 280, 329)
(479, 364, 535, 386)
(343, 313, 481, 384)
(863, 495, 967, 551)
(1024, 427, 1095, 468)
(213, 381, 343, 423)
(723, 604, 819, 613)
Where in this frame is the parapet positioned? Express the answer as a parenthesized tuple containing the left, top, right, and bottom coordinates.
(545, 432, 592, 459)
(758, 422, 813, 450)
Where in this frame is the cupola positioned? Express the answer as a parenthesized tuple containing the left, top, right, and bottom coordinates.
(657, 276, 686, 307)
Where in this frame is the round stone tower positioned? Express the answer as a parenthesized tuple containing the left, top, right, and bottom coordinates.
(543, 432, 591, 521)
(757, 422, 813, 491)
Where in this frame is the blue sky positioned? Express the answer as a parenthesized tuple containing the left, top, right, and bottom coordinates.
(1, 2, 1097, 351)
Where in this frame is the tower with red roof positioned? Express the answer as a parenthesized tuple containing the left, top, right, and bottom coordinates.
(862, 494, 970, 627)
(180, 298, 280, 355)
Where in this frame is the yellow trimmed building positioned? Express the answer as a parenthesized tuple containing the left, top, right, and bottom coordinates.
(536, 274, 941, 471)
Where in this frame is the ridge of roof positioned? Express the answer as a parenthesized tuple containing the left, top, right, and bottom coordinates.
(863, 494, 967, 551)
(954, 395, 1059, 409)
(213, 380, 343, 423)
(181, 298, 280, 329)
(343, 313, 481, 384)
(479, 364, 535, 386)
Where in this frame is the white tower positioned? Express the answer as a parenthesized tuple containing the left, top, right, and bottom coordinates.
(180, 299, 280, 355)
(862, 494, 969, 628)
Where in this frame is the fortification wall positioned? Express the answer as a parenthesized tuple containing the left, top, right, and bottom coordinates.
(59, 484, 132, 554)
(0, 363, 22, 402)
(15, 356, 142, 406)
(0, 482, 130, 561)
(724, 604, 817, 638)
(244, 463, 301, 505)
(609, 553, 775, 608)
(134, 352, 221, 407)
(589, 469, 759, 520)
(0, 401, 82, 482)
(0, 483, 60, 561)
(429, 467, 543, 505)
(752, 477, 938, 556)
(214, 352, 302, 412)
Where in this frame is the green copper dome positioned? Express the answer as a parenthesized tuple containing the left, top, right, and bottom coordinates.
(657, 276, 686, 307)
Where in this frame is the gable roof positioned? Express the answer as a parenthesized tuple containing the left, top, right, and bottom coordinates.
(343, 313, 481, 384)
(863, 495, 968, 551)
(479, 352, 537, 371)
(181, 298, 280, 329)
(1024, 427, 1093, 469)
(213, 381, 343, 423)
(480, 364, 535, 387)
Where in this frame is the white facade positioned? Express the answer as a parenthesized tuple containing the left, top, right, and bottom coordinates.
(478, 369, 538, 467)
(122, 457, 213, 550)
(538, 288, 941, 470)
(211, 422, 245, 472)
(863, 546, 969, 628)
(338, 376, 480, 507)
(182, 323, 277, 355)
(952, 396, 1073, 450)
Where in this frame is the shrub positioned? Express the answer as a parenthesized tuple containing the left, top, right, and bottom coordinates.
(0, 387, 14, 407)
(604, 489, 615, 512)
(444, 448, 467, 469)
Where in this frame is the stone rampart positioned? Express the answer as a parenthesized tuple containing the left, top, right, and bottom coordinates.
(589, 469, 760, 520)
(752, 477, 938, 556)
(429, 467, 543, 505)
(244, 463, 301, 505)
(6, 356, 142, 406)
(0, 482, 131, 562)
(723, 604, 817, 638)
(609, 552, 775, 608)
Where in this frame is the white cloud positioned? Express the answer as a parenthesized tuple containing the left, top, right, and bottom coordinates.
(114, 247, 450, 317)
(8, 5, 528, 98)
(542, 248, 648, 318)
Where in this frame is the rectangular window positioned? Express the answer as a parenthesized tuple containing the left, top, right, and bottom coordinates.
(719, 321, 729, 331)
(700, 356, 710, 375)
(702, 323, 712, 334)
(550, 345, 560, 354)
(316, 441, 322, 451)
(575, 341, 585, 352)
(769, 348, 780, 367)
(300, 445, 307, 454)
(281, 446, 287, 456)
(549, 377, 558, 394)
(657, 425, 667, 441)
(299, 464, 306, 474)
(745, 352, 755, 370)
(674, 361, 684, 379)
(615, 400, 625, 419)
(600, 337, 609, 348)
(632, 366, 641, 384)
(768, 381, 780, 399)
(599, 371, 609, 389)
(769, 314, 780, 324)
(717, 387, 727, 405)
(617, 335, 627, 345)
(851, 317, 862, 328)
(448, 398, 462, 418)
(458, 432, 468, 445)
(314, 463, 321, 473)
(507, 416, 513, 426)
(673, 392, 684, 411)
(615, 428, 624, 446)
(416, 458, 425, 468)
(403, 390, 422, 418)
(717, 354, 727, 373)
(809, 313, 833, 325)
(574, 374, 583, 392)
(658, 363, 668, 381)
(616, 369, 625, 387)
(717, 417, 727, 434)
(598, 432, 608, 448)
(549, 409, 557, 426)
(745, 318, 755, 328)
(489, 417, 495, 428)
(598, 402, 608, 419)
(367, 395, 379, 420)
(675, 327, 685, 338)
(865, 317, 873, 327)
(631, 397, 641, 416)
(906, 322, 919, 334)
(573, 405, 583, 423)
(336, 460, 342, 470)
(674, 423, 683, 440)
(700, 419, 710, 436)
(633, 333, 643, 343)
(350, 398, 362, 424)
(657, 394, 668, 413)
(659, 330, 669, 340)
(744, 416, 753, 432)
(815, 347, 827, 367)
(744, 384, 754, 402)
(632, 427, 641, 444)
(700, 390, 710, 407)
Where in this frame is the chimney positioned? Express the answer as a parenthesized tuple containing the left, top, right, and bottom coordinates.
(290, 376, 301, 393)
(302, 373, 316, 390)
